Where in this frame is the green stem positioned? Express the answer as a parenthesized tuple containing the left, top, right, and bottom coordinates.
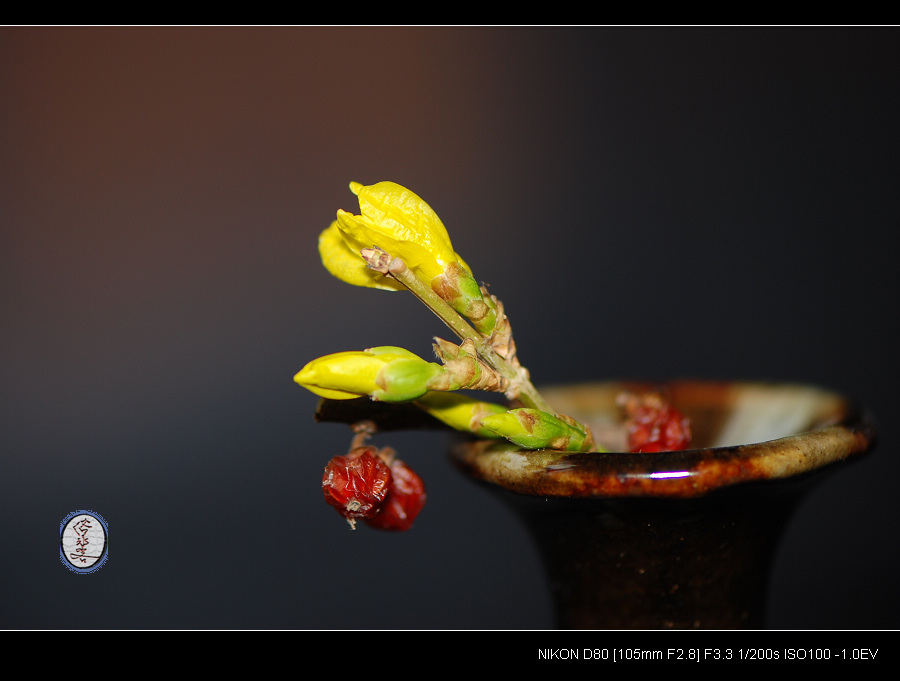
(390, 259, 483, 345)
(375, 253, 554, 414)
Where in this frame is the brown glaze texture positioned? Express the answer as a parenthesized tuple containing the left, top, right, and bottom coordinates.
(452, 381, 876, 499)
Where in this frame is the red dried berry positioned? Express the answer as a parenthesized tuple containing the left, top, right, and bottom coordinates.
(365, 458, 427, 532)
(322, 447, 392, 528)
(620, 392, 692, 453)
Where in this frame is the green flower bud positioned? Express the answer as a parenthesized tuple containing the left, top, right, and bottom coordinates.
(430, 262, 498, 335)
(375, 357, 446, 402)
(479, 408, 594, 452)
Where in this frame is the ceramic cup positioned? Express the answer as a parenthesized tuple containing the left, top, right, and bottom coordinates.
(452, 381, 876, 628)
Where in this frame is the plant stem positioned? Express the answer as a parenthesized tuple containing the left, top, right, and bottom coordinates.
(369, 252, 555, 414)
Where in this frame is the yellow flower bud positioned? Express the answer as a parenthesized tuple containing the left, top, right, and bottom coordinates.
(414, 392, 508, 437)
(320, 181, 471, 290)
(294, 346, 444, 403)
(295, 349, 392, 400)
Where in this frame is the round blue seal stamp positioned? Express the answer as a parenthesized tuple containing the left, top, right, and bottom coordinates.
(60, 510, 108, 574)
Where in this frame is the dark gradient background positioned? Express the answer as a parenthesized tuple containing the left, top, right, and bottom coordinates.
(2, 27, 898, 629)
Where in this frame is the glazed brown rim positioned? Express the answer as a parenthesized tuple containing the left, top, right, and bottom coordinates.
(451, 381, 877, 499)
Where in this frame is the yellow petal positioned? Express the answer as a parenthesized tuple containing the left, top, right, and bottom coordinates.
(294, 351, 385, 399)
(318, 221, 403, 291)
(414, 392, 507, 436)
(342, 181, 473, 280)
(335, 210, 448, 283)
(351, 181, 456, 262)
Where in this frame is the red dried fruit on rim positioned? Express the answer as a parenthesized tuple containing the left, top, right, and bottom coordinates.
(619, 392, 692, 453)
(322, 447, 392, 527)
(365, 458, 427, 532)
